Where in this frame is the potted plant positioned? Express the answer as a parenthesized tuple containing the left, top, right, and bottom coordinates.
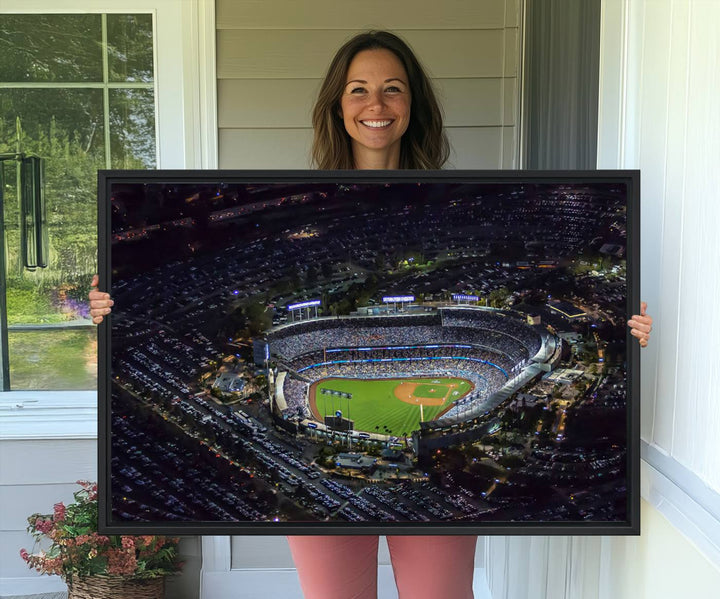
(20, 480, 182, 599)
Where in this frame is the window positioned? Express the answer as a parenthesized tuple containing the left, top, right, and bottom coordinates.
(0, 13, 156, 390)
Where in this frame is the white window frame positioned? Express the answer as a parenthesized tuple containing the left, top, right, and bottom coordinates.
(0, 0, 217, 438)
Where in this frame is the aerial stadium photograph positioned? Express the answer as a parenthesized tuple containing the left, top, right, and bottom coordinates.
(99, 171, 638, 534)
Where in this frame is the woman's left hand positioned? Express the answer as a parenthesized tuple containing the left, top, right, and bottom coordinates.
(627, 301, 653, 348)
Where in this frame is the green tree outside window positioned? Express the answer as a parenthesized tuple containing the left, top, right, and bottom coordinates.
(0, 13, 156, 390)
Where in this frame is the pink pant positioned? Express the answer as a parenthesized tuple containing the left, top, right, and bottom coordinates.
(287, 535, 477, 599)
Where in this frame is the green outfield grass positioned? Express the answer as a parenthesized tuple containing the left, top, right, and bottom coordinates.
(314, 377, 473, 436)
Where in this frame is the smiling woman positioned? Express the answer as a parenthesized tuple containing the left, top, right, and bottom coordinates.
(339, 49, 412, 169)
(311, 30, 449, 171)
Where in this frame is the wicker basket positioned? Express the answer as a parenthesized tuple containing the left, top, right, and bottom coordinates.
(67, 575, 164, 599)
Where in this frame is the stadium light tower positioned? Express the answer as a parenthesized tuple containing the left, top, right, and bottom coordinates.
(452, 293, 479, 305)
(287, 299, 321, 321)
(382, 295, 414, 314)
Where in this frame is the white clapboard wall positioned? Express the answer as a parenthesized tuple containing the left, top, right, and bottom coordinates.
(216, 0, 522, 170)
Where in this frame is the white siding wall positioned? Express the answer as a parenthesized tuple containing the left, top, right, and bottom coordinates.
(216, 0, 522, 169)
(485, 1, 720, 597)
(607, 0, 720, 494)
(0, 438, 97, 594)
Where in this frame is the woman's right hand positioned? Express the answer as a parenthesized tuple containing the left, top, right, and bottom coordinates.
(89, 274, 114, 324)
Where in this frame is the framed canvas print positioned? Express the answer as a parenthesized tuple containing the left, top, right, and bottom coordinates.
(98, 170, 640, 535)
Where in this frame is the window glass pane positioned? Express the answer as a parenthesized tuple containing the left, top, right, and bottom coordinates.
(107, 14, 154, 83)
(0, 14, 102, 82)
(8, 329, 97, 390)
(1, 11, 156, 390)
(110, 89, 156, 168)
(1, 88, 104, 292)
(0, 89, 106, 162)
(2, 89, 103, 390)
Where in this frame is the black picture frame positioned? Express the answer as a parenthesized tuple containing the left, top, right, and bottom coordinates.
(98, 169, 640, 536)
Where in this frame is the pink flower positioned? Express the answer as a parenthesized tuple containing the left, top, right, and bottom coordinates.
(121, 537, 135, 549)
(53, 502, 66, 522)
(43, 556, 64, 576)
(34, 518, 54, 535)
(137, 535, 155, 546)
(75, 480, 98, 500)
(21, 482, 181, 580)
(107, 548, 137, 576)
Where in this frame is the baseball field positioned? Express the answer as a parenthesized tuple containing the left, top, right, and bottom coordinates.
(309, 376, 474, 437)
